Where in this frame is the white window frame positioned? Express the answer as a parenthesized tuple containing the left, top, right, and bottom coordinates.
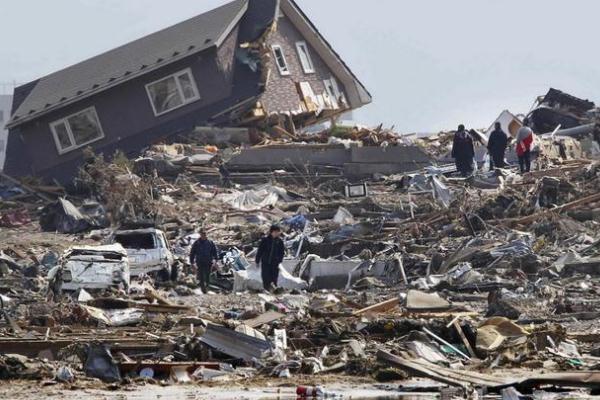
(323, 77, 347, 108)
(145, 68, 200, 117)
(271, 45, 290, 76)
(295, 41, 315, 74)
(323, 79, 339, 109)
(50, 107, 105, 155)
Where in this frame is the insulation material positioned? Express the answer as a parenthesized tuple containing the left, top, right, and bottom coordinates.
(217, 185, 292, 211)
(233, 265, 308, 292)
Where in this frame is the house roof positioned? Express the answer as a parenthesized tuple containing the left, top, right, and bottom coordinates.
(8, 0, 248, 128)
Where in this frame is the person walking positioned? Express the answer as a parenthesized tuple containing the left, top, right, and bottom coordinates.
(516, 126, 534, 173)
(451, 124, 475, 176)
(189, 230, 218, 293)
(487, 122, 509, 169)
(255, 225, 285, 291)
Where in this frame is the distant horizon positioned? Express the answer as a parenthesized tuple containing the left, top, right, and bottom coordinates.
(1, 0, 598, 133)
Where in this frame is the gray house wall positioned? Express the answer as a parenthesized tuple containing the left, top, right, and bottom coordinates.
(5, 30, 240, 181)
(0, 95, 12, 170)
(260, 10, 348, 114)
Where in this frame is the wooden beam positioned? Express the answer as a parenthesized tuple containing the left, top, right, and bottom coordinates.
(0, 171, 52, 202)
(500, 192, 600, 227)
(352, 297, 399, 316)
(447, 318, 477, 358)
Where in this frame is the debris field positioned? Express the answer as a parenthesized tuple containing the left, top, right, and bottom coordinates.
(3, 88, 600, 399)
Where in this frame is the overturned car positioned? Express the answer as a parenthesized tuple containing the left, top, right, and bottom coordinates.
(48, 244, 130, 293)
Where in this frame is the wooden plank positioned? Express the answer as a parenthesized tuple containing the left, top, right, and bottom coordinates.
(377, 350, 511, 388)
(501, 192, 600, 227)
(451, 320, 477, 358)
(0, 171, 53, 202)
(242, 311, 285, 328)
(272, 125, 298, 140)
(88, 298, 191, 313)
(352, 297, 399, 316)
(423, 327, 470, 360)
(119, 361, 221, 374)
(399, 311, 480, 319)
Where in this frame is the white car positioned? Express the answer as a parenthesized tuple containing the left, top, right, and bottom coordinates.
(49, 244, 130, 292)
(110, 228, 174, 279)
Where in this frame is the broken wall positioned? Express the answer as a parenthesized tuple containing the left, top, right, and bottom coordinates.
(226, 144, 432, 176)
(259, 9, 348, 115)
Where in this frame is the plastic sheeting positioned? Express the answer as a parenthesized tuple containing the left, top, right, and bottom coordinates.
(431, 176, 452, 209)
(233, 264, 308, 292)
(218, 185, 293, 211)
(39, 198, 92, 233)
(84, 344, 121, 382)
(39, 198, 108, 234)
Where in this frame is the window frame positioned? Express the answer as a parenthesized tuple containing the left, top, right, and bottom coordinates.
(323, 78, 339, 109)
(323, 76, 347, 108)
(145, 68, 201, 117)
(295, 41, 315, 74)
(49, 106, 105, 155)
(271, 45, 290, 76)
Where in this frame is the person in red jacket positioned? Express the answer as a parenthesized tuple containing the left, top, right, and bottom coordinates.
(516, 126, 534, 173)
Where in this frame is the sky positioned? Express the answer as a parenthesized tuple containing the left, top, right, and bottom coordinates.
(1, 0, 599, 133)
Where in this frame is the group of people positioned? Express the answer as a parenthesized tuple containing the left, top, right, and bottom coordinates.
(189, 225, 285, 293)
(189, 123, 537, 292)
(451, 123, 535, 176)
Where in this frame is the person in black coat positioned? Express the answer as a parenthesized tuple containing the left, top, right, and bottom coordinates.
(451, 124, 475, 176)
(255, 225, 285, 291)
(189, 230, 218, 293)
(487, 122, 509, 169)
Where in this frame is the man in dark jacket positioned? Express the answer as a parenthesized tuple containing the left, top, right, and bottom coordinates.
(189, 230, 218, 293)
(255, 225, 285, 291)
(487, 122, 509, 169)
(451, 124, 475, 176)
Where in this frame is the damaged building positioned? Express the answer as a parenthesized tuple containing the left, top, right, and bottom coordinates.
(3, 0, 371, 183)
(0, 94, 11, 170)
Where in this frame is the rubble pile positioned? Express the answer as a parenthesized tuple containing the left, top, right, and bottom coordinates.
(3, 90, 600, 397)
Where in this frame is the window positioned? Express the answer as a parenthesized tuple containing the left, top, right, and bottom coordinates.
(323, 77, 347, 109)
(114, 233, 156, 250)
(295, 41, 315, 74)
(50, 107, 104, 154)
(146, 68, 200, 116)
(272, 45, 290, 76)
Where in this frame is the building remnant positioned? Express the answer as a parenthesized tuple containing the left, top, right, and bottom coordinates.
(3, 0, 371, 183)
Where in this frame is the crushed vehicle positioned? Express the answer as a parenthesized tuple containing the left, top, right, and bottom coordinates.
(109, 228, 174, 280)
(48, 244, 130, 293)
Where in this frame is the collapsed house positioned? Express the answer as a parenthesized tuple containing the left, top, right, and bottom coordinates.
(527, 88, 596, 133)
(3, 0, 371, 183)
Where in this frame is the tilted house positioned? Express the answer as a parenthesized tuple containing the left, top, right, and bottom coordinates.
(4, 0, 371, 182)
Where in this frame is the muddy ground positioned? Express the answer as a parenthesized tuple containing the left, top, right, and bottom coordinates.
(0, 379, 438, 399)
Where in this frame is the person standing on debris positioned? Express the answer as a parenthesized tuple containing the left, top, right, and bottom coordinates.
(218, 161, 231, 188)
(487, 122, 509, 169)
(256, 225, 285, 291)
(189, 230, 218, 293)
(516, 125, 534, 173)
(451, 124, 475, 176)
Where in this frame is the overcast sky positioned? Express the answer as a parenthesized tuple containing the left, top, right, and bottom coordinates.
(1, 0, 598, 132)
